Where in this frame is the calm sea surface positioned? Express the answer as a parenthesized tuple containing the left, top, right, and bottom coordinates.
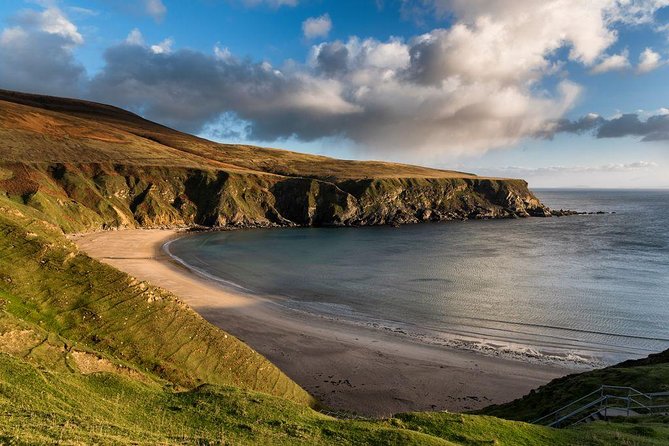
(168, 190, 669, 366)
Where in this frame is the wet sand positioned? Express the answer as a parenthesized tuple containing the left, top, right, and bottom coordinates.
(72, 229, 571, 417)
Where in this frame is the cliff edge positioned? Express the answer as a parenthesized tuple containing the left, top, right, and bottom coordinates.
(0, 89, 551, 232)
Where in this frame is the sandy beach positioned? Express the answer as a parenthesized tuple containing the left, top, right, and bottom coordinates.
(72, 229, 571, 417)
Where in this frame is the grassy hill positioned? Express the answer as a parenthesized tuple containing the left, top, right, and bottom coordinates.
(479, 350, 669, 422)
(0, 89, 552, 231)
(0, 195, 312, 405)
(0, 89, 668, 444)
(7, 345, 668, 445)
(0, 89, 481, 179)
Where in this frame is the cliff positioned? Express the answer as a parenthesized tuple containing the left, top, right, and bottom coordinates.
(0, 89, 550, 232)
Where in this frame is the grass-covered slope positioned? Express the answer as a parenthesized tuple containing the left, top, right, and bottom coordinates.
(2, 350, 668, 445)
(2, 324, 668, 446)
(0, 89, 552, 231)
(479, 350, 669, 422)
(0, 196, 312, 406)
(0, 88, 479, 179)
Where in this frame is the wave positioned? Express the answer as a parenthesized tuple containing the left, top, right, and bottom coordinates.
(162, 237, 662, 369)
(163, 239, 254, 294)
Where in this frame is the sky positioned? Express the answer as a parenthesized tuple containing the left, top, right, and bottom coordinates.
(0, 0, 668, 188)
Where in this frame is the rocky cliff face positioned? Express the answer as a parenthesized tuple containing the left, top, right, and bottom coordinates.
(0, 162, 551, 233)
(0, 89, 555, 233)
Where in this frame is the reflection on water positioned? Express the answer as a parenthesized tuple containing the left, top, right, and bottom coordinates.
(169, 190, 669, 366)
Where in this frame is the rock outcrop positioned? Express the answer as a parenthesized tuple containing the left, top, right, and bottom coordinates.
(0, 162, 551, 232)
(0, 89, 553, 233)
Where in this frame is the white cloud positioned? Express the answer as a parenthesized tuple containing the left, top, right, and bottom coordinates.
(150, 38, 173, 54)
(408, 0, 620, 65)
(302, 14, 332, 40)
(124, 29, 176, 57)
(144, 0, 167, 22)
(475, 160, 666, 188)
(15, 5, 83, 45)
(637, 47, 663, 73)
(0, 27, 27, 46)
(87, 0, 668, 160)
(67, 6, 99, 17)
(605, 0, 669, 25)
(124, 29, 174, 55)
(214, 44, 233, 62)
(590, 50, 631, 74)
(125, 28, 144, 46)
(0, 8, 84, 97)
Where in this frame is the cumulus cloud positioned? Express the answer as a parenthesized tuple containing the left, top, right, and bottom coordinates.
(637, 47, 663, 73)
(0, 6, 84, 96)
(144, 0, 167, 22)
(415, 0, 669, 26)
(550, 110, 669, 141)
(598, 112, 669, 140)
(214, 44, 233, 62)
(150, 37, 174, 54)
(544, 113, 606, 136)
(3, 0, 669, 160)
(13, 5, 83, 45)
(84, 0, 669, 158)
(125, 28, 144, 45)
(125, 29, 173, 54)
(302, 14, 332, 40)
(590, 51, 631, 74)
(85, 28, 583, 156)
(88, 44, 360, 135)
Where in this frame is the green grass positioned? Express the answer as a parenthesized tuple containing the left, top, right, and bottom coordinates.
(3, 349, 669, 445)
(0, 196, 313, 406)
(2, 346, 669, 445)
(478, 350, 669, 422)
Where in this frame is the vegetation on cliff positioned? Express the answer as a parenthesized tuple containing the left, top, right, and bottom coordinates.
(0, 89, 550, 232)
(479, 350, 669, 422)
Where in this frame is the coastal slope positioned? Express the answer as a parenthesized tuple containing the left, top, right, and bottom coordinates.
(2, 89, 668, 444)
(0, 89, 551, 232)
(1, 198, 667, 445)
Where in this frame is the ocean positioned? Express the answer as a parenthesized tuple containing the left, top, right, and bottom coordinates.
(166, 189, 669, 367)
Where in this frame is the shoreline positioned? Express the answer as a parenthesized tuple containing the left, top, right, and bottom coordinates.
(72, 228, 573, 417)
(163, 235, 608, 369)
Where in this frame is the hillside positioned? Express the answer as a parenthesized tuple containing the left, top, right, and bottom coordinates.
(0, 89, 552, 232)
(479, 349, 669, 422)
(0, 195, 312, 405)
(1, 89, 668, 445)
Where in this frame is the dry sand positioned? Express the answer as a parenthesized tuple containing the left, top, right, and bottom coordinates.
(72, 229, 570, 417)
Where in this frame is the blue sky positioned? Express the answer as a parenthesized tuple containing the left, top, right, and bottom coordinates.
(1, 0, 668, 187)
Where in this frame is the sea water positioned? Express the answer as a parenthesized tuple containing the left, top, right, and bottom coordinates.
(167, 190, 669, 366)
